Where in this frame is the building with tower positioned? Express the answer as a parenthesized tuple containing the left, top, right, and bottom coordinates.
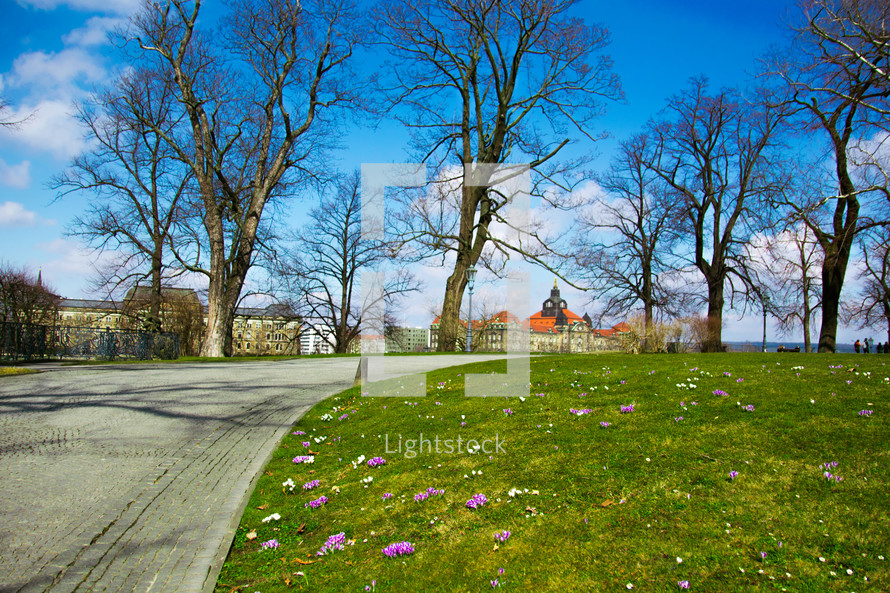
(429, 280, 628, 352)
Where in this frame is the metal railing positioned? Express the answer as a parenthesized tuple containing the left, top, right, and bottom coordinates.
(0, 322, 180, 361)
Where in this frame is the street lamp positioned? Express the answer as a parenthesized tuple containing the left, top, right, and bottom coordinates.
(761, 294, 771, 353)
(465, 266, 477, 352)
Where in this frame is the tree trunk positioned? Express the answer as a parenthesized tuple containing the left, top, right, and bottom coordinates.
(884, 301, 890, 345)
(802, 266, 813, 353)
(437, 267, 468, 352)
(148, 246, 163, 334)
(817, 198, 857, 354)
(199, 238, 242, 357)
(802, 305, 812, 354)
(703, 276, 724, 353)
(642, 268, 653, 352)
(817, 267, 842, 354)
(816, 111, 860, 352)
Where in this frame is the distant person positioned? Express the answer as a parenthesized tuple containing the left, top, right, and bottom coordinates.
(884, 341, 889, 353)
(854, 339, 861, 353)
(777, 344, 785, 352)
(864, 338, 870, 354)
(878, 342, 884, 354)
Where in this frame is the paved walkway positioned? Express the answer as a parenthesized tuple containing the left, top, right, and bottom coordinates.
(0, 355, 512, 593)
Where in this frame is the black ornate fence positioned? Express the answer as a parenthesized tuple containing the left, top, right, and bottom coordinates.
(0, 322, 180, 361)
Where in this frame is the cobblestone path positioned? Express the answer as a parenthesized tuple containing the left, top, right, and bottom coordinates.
(0, 355, 506, 592)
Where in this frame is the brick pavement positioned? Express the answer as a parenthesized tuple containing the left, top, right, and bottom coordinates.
(0, 355, 512, 592)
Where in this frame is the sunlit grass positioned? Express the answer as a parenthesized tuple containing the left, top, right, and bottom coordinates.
(0, 366, 36, 376)
(215, 353, 889, 592)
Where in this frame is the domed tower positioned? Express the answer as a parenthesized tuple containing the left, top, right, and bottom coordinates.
(541, 279, 568, 318)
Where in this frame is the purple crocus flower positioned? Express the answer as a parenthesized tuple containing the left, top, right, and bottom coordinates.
(305, 496, 328, 509)
(316, 532, 346, 556)
(466, 493, 488, 509)
(382, 541, 414, 557)
(260, 539, 280, 550)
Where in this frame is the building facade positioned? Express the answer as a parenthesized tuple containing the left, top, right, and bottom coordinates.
(429, 281, 628, 353)
(57, 288, 300, 356)
(232, 304, 301, 356)
(385, 327, 430, 353)
(299, 324, 335, 355)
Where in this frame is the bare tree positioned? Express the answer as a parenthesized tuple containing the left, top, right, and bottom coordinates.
(0, 96, 31, 128)
(765, 0, 890, 352)
(376, 0, 622, 351)
(0, 264, 60, 326)
(574, 132, 686, 348)
(121, 286, 205, 354)
(645, 79, 786, 352)
(53, 69, 190, 332)
(745, 225, 823, 352)
(275, 171, 419, 353)
(844, 230, 890, 342)
(119, 0, 362, 356)
(803, 0, 890, 113)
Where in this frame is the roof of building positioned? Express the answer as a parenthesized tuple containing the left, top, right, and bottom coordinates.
(527, 308, 585, 332)
(235, 303, 299, 319)
(59, 298, 122, 311)
(124, 286, 201, 304)
(431, 310, 521, 329)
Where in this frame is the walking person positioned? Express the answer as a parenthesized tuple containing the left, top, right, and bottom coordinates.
(864, 338, 870, 354)
(854, 339, 861, 353)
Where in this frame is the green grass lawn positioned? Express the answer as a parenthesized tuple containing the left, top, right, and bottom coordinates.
(0, 366, 37, 376)
(215, 353, 889, 592)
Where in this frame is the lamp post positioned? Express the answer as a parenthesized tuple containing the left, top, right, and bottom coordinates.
(761, 294, 770, 353)
(465, 266, 477, 352)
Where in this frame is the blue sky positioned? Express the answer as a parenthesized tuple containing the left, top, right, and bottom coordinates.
(0, 0, 867, 346)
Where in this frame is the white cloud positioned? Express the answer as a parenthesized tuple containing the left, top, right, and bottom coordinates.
(0, 201, 39, 226)
(0, 160, 31, 188)
(9, 47, 107, 92)
(63, 16, 126, 47)
(0, 19, 118, 162)
(16, 0, 140, 16)
(2, 99, 90, 160)
(33, 238, 106, 298)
